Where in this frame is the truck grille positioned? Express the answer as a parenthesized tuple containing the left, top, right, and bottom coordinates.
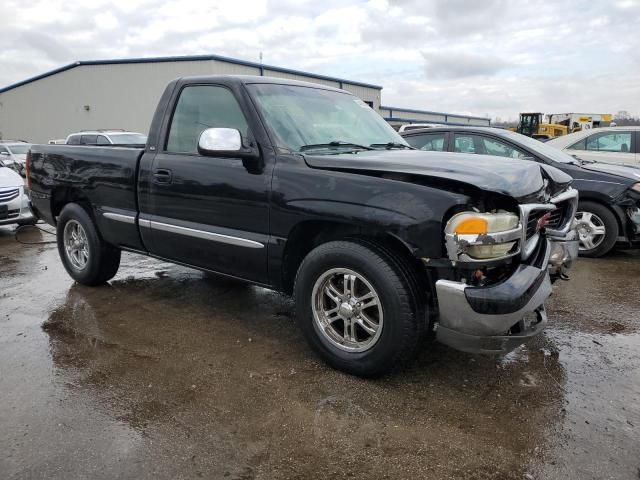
(526, 210, 548, 239)
(0, 188, 20, 203)
(547, 201, 568, 229)
(526, 201, 571, 239)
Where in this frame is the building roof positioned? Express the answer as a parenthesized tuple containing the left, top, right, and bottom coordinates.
(380, 105, 488, 122)
(0, 54, 383, 94)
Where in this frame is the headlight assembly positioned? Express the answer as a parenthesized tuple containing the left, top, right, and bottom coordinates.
(444, 211, 521, 261)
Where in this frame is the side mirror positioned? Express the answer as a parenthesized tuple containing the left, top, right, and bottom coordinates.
(197, 128, 258, 159)
(0, 152, 9, 156)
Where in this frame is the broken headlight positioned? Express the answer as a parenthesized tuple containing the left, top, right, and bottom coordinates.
(444, 211, 521, 261)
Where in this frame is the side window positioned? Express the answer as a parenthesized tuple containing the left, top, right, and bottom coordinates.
(80, 135, 97, 145)
(585, 132, 632, 152)
(454, 134, 477, 153)
(480, 137, 529, 159)
(97, 135, 110, 144)
(405, 133, 446, 151)
(67, 135, 81, 145)
(166, 85, 249, 154)
(567, 138, 586, 150)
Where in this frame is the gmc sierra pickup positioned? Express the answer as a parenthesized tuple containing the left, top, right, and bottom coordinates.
(28, 75, 578, 376)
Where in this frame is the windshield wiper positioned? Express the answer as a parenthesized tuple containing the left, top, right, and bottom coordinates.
(299, 141, 374, 152)
(369, 142, 414, 150)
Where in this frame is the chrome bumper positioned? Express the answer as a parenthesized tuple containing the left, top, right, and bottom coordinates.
(548, 229, 579, 279)
(435, 239, 552, 354)
(0, 186, 35, 226)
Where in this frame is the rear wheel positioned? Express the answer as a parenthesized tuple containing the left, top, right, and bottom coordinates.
(575, 201, 618, 257)
(57, 203, 121, 285)
(294, 240, 424, 377)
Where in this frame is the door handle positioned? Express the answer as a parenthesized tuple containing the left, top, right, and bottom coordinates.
(153, 168, 173, 184)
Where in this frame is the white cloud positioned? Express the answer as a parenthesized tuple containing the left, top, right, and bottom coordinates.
(95, 11, 119, 30)
(0, 0, 638, 120)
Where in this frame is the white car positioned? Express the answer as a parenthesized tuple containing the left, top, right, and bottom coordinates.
(65, 130, 147, 146)
(547, 126, 639, 165)
(0, 142, 32, 175)
(0, 165, 36, 227)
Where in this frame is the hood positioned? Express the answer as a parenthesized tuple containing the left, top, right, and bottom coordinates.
(580, 162, 640, 184)
(303, 150, 571, 202)
(0, 166, 25, 188)
(13, 153, 27, 163)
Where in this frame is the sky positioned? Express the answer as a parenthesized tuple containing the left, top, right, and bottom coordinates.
(1, 0, 639, 121)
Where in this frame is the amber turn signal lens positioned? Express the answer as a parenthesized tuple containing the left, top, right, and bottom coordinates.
(454, 218, 488, 235)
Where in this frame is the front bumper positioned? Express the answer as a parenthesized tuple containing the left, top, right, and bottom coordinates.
(0, 186, 35, 226)
(548, 229, 579, 279)
(435, 239, 552, 354)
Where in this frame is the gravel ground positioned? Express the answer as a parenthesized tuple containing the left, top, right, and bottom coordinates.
(1, 224, 639, 480)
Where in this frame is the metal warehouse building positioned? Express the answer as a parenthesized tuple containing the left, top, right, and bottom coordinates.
(0, 54, 489, 143)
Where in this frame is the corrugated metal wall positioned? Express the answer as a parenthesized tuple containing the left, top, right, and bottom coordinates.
(381, 107, 490, 127)
(0, 60, 381, 143)
(341, 84, 381, 110)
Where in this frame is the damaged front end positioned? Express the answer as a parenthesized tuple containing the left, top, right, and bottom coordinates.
(433, 187, 578, 354)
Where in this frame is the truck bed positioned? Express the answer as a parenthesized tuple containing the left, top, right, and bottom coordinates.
(29, 144, 145, 249)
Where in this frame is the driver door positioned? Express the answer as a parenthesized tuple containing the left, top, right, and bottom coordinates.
(142, 84, 271, 284)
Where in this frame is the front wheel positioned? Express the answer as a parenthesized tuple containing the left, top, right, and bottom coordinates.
(294, 240, 424, 377)
(575, 201, 618, 258)
(57, 203, 121, 285)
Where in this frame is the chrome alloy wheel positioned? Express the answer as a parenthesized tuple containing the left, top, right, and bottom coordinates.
(311, 268, 384, 352)
(575, 211, 606, 252)
(63, 220, 89, 270)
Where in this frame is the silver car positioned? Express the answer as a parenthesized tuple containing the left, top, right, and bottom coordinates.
(0, 164, 36, 226)
(547, 126, 639, 165)
(0, 142, 32, 176)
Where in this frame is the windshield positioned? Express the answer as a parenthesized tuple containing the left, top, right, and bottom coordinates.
(108, 134, 147, 145)
(247, 84, 408, 152)
(501, 130, 579, 164)
(7, 144, 31, 155)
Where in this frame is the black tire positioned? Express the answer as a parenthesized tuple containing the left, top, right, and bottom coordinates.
(56, 203, 121, 285)
(294, 240, 424, 377)
(576, 201, 619, 258)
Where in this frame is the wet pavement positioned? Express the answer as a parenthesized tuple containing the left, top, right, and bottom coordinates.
(1, 224, 639, 480)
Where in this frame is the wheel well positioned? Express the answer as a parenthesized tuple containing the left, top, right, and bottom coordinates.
(280, 220, 428, 295)
(50, 188, 93, 223)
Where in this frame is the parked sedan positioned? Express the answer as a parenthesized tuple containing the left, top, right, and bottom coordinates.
(65, 130, 147, 146)
(0, 164, 36, 227)
(402, 126, 640, 257)
(0, 142, 32, 177)
(547, 126, 639, 165)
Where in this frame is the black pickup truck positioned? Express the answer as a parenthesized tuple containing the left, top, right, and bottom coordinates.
(28, 75, 578, 376)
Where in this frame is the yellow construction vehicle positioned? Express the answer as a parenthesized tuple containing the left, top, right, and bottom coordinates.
(516, 113, 568, 140)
